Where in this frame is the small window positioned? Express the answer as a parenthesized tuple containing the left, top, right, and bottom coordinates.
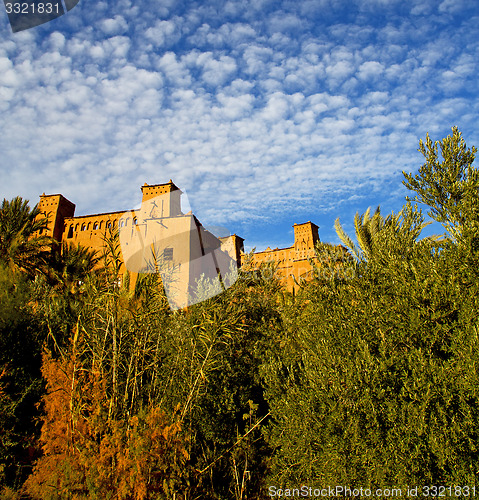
(81, 224, 86, 231)
(163, 248, 173, 261)
(67, 225, 73, 238)
(93, 222, 99, 230)
(133, 218, 137, 226)
(107, 222, 112, 229)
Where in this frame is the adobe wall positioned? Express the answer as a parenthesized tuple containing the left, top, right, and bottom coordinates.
(241, 221, 322, 291)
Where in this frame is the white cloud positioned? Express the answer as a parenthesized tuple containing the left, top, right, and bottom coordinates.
(410, 1, 433, 15)
(261, 92, 291, 121)
(145, 20, 176, 46)
(198, 53, 237, 86)
(326, 60, 355, 80)
(358, 61, 384, 80)
(222, 23, 257, 44)
(49, 32, 66, 50)
(268, 13, 304, 34)
(214, 93, 254, 120)
(90, 44, 105, 59)
(0, 0, 478, 245)
(0, 57, 18, 86)
(157, 52, 192, 87)
(100, 15, 128, 35)
(242, 45, 274, 75)
(104, 36, 130, 58)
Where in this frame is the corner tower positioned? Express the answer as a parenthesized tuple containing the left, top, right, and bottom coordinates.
(293, 221, 319, 258)
(37, 193, 75, 243)
(140, 180, 182, 218)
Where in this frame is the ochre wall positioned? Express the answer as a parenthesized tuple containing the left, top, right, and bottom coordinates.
(241, 222, 322, 291)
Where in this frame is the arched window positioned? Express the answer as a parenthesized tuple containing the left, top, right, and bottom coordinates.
(75, 224, 79, 232)
(67, 225, 73, 238)
(133, 218, 137, 226)
(99, 221, 103, 229)
(93, 222, 99, 230)
(87, 222, 91, 231)
(81, 223, 86, 231)
(107, 222, 112, 229)
(120, 220, 124, 228)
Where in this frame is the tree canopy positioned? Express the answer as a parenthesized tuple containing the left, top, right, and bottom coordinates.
(403, 126, 479, 248)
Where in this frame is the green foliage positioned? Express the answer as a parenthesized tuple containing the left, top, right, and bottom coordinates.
(0, 265, 46, 490)
(264, 230, 479, 487)
(0, 197, 50, 276)
(19, 258, 280, 498)
(334, 205, 382, 262)
(48, 241, 101, 292)
(334, 203, 434, 265)
(100, 223, 123, 284)
(180, 272, 279, 498)
(403, 126, 479, 247)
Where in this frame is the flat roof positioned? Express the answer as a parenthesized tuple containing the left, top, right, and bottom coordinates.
(63, 211, 196, 221)
(64, 210, 126, 220)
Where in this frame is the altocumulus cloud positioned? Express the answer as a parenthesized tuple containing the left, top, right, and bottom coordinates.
(0, 0, 479, 246)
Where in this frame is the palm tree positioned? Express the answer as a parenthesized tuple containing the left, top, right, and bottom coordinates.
(48, 242, 101, 293)
(334, 203, 433, 264)
(0, 197, 51, 275)
(334, 206, 383, 262)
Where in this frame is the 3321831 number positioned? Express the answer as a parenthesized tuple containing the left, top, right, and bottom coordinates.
(5, 3, 60, 14)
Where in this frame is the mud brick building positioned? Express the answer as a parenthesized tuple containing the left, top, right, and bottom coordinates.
(37, 180, 326, 294)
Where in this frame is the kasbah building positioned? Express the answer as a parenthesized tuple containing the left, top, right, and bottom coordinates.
(36, 179, 329, 297)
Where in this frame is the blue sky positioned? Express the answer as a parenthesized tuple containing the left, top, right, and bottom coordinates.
(1, 0, 478, 251)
